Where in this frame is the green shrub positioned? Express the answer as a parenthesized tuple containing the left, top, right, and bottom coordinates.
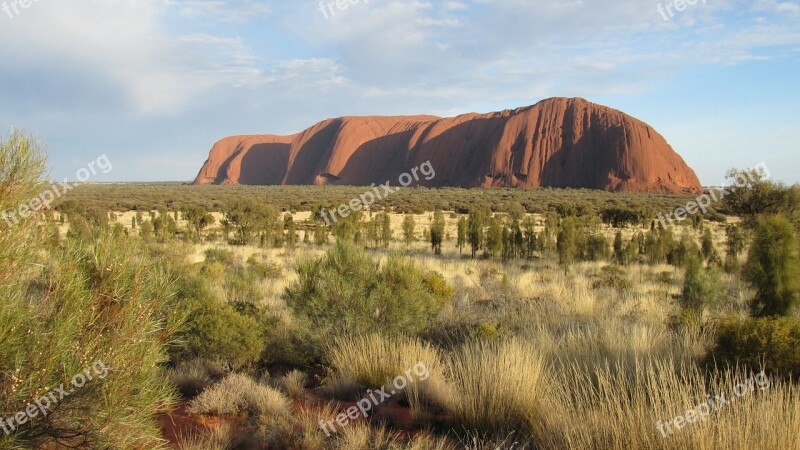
(248, 260, 283, 280)
(172, 276, 265, 369)
(745, 214, 800, 317)
(284, 242, 453, 343)
(708, 317, 800, 380)
(204, 248, 235, 265)
(0, 232, 184, 449)
(682, 254, 725, 312)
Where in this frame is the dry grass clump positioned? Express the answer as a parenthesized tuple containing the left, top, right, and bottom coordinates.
(400, 433, 458, 450)
(169, 359, 216, 399)
(175, 424, 234, 450)
(443, 338, 546, 434)
(324, 334, 453, 416)
(188, 373, 292, 417)
(327, 334, 444, 388)
(331, 423, 403, 450)
(274, 369, 309, 400)
(534, 359, 800, 450)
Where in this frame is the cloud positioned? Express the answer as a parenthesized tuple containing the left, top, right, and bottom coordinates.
(0, 0, 798, 181)
(172, 0, 273, 22)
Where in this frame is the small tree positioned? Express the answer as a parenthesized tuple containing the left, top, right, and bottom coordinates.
(381, 213, 392, 248)
(745, 215, 800, 317)
(430, 211, 446, 255)
(724, 224, 746, 273)
(523, 217, 537, 259)
(613, 231, 625, 265)
(456, 217, 468, 255)
(314, 221, 328, 246)
(557, 216, 578, 273)
(485, 216, 503, 258)
(467, 209, 485, 258)
(182, 205, 215, 242)
(285, 215, 297, 250)
(402, 215, 416, 247)
(701, 228, 719, 264)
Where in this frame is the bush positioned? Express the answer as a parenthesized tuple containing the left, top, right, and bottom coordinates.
(284, 242, 453, 342)
(708, 317, 800, 380)
(204, 248, 235, 265)
(172, 276, 265, 369)
(0, 232, 184, 449)
(682, 254, 725, 312)
(745, 214, 800, 317)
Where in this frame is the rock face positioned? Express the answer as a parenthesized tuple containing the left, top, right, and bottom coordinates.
(194, 97, 702, 194)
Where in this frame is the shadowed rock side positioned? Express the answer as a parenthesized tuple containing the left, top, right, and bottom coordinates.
(193, 97, 703, 194)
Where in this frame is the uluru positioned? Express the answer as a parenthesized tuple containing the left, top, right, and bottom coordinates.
(194, 97, 703, 194)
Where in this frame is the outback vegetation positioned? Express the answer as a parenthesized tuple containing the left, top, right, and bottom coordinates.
(2, 132, 800, 449)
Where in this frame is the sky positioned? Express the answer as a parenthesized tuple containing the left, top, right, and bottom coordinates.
(0, 0, 798, 185)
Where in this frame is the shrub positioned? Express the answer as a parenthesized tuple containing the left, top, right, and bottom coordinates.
(745, 214, 800, 317)
(284, 242, 453, 342)
(708, 317, 800, 380)
(681, 254, 725, 312)
(0, 232, 184, 449)
(172, 276, 265, 369)
(204, 247, 235, 265)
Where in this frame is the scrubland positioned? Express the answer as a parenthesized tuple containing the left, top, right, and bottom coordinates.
(2, 132, 799, 449)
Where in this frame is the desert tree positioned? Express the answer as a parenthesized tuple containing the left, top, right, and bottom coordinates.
(224, 199, 262, 245)
(557, 216, 579, 273)
(456, 216, 468, 255)
(522, 216, 537, 259)
(314, 221, 328, 246)
(380, 212, 392, 248)
(701, 228, 715, 262)
(285, 214, 297, 249)
(430, 210, 446, 255)
(485, 215, 503, 258)
(181, 205, 215, 242)
(585, 233, 610, 261)
(745, 214, 800, 317)
(467, 209, 485, 258)
(613, 231, 625, 265)
(724, 223, 746, 273)
(402, 214, 416, 247)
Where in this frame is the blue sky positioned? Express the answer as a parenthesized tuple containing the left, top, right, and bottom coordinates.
(0, 0, 798, 185)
